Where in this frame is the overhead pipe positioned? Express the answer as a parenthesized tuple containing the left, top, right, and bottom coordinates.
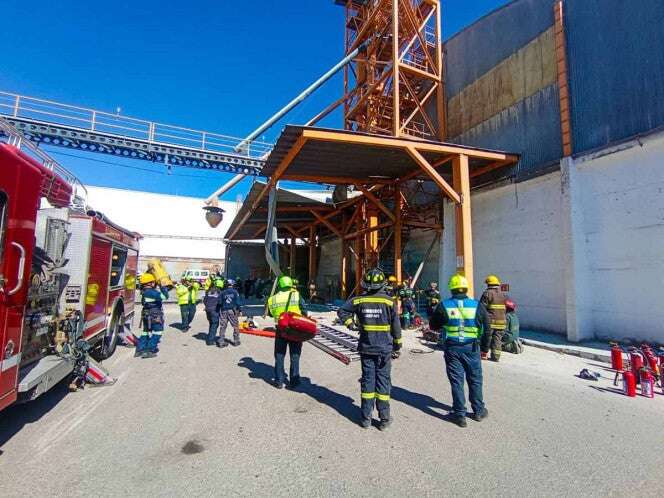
(206, 43, 366, 207)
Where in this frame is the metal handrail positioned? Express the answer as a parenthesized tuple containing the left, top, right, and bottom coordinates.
(0, 117, 87, 203)
(0, 91, 273, 158)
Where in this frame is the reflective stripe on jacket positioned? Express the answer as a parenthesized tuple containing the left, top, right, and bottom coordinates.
(480, 286, 507, 330)
(142, 287, 168, 309)
(337, 291, 402, 355)
(267, 290, 302, 321)
(442, 297, 481, 342)
(176, 283, 199, 305)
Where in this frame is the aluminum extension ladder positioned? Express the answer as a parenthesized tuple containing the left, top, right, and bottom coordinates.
(308, 324, 361, 365)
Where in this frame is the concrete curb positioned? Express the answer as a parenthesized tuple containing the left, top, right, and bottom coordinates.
(521, 338, 612, 364)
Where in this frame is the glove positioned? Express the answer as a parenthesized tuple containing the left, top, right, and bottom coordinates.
(391, 350, 401, 360)
(393, 342, 402, 352)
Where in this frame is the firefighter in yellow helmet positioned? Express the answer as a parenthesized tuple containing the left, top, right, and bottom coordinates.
(429, 274, 489, 428)
(480, 274, 509, 362)
(137, 273, 169, 358)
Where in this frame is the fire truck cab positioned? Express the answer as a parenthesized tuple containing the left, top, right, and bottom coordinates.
(0, 121, 139, 411)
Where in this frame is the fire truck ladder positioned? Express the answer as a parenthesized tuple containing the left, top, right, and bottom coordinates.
(0, 91, 271, 175)
(309, 323, 361, 365)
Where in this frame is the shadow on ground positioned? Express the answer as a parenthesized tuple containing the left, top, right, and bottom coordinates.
(0, 382, 70, 455)
(237, 357, 358, 423)
(391, 385, 452, 420)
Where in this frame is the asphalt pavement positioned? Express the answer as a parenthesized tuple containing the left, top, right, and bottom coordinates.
(1, 304, 662, 497)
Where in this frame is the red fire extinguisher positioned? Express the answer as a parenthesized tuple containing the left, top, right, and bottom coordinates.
(610, 343, 623, 371)
(623, 370, 636, 397)
(640, 369, 655, 398)
(630, 349, 644, 382)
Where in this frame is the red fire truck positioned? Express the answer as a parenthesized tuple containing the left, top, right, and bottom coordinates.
(0, 120, 140, 412)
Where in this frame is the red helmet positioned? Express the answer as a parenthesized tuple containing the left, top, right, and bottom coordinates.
(505, 299, 516, 312)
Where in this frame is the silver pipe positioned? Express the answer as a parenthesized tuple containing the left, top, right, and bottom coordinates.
(235, 44, 364, 153)
(205, 173, 246, 204)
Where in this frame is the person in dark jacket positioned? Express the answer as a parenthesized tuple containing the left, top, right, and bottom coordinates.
(502, 299, 523, 354)
(218, 279, 242, 347)
(203, 278, 225, 346)
(430, 274, 489, 428)
(338, 268, 402, 430)
(480, 274, 508, 362)
(138, 273, 169, 358)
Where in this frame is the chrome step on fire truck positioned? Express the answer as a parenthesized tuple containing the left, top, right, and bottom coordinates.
(0, 118, 140, 412)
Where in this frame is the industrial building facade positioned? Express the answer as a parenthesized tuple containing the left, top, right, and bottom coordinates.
(444, 0, 664, 343)
(226, 0, 664, 344)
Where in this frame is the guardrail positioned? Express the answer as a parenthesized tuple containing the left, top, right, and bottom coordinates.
(0, 117, 87, 204)
(0, 91, 273, 159)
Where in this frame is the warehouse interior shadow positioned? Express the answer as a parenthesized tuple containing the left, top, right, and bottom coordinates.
(237, 357, 357, 422)
(0, 382, 69, 453)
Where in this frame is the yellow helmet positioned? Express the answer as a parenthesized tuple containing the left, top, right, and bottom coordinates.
(388, 275, 397, 283)
(448, 274, 469, 292)
(485, 274, 501, 286)
(139, 273, 156, 285)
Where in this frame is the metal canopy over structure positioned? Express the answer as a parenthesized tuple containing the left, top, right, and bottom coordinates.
(230, 125, 519, 297)
(224, 181, 332, 241)
(263, 125, 517, 185)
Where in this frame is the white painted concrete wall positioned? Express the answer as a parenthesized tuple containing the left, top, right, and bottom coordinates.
(441, 172, 567, 334)
(442, 131, 664, 343)
(572, 133, 664, 342)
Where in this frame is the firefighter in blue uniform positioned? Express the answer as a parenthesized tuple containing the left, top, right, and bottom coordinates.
(429, 274, 489, 427)
(138, 273, 169, 358)
(338, 268, 402, 430)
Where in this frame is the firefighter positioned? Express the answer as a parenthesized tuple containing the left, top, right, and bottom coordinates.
(386, 275, 398, 298)
(338, 268, 402, 430)
(424, 282, 441, 318)
(267, 275, 308, 389)
(138, 273, 169, 358)
(398, 281, 416, 329)
(203, 278, 225, 346)
(176, 276, 200, 331)
(480, 274, 508, 362)
(204, 265, 224, 291)
(429, 274, 489, 427)
(218, 278, 242, 348)
(502, 299, 523, 354)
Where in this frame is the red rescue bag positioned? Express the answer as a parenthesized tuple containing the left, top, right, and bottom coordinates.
(277, 312, 318, 342)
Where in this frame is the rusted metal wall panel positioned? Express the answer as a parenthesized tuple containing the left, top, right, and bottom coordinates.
(445, 0, 555, 99)
(451, 84, 562, 179)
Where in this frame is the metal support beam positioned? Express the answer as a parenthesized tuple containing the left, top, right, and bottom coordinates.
(452, 154, 474, 297)
(394, 185, 403, 283)
(406, 146, 461, 204)
(308, 225, 317, 284)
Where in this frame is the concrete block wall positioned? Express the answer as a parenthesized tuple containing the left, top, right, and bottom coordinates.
(571, 132, 664, 343)
(441, 130, 664, 343)
(441, 172, 567, 334)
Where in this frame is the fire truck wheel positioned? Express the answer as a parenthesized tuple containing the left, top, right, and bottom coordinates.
(100, 311, 122, 359)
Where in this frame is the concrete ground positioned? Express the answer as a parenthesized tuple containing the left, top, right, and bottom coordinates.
(1, 304, 662, 497)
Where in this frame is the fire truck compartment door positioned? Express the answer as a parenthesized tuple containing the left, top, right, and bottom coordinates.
(0, 145, 44, 410)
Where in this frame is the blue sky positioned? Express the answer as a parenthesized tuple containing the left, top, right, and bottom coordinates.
(1, 0, 507, 198)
